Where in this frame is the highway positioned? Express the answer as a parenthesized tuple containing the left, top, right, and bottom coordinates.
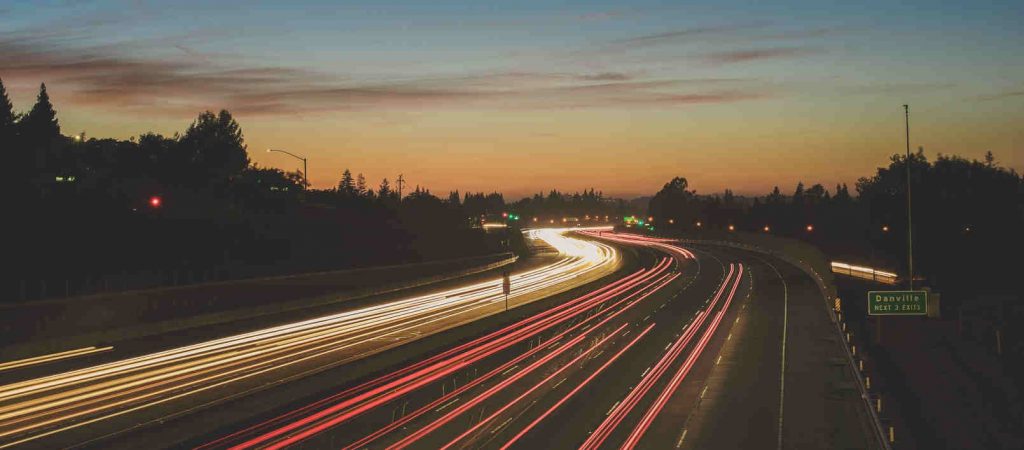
(0, 229, 878, 449)
(194, 232, 744, 449)
(196, 231, 877, 450)
(0, 228, 620, 449)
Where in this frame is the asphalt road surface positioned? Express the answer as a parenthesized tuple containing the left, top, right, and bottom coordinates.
(0, 230, 878, 449)
(194, 232, 878, 450)
(0, 229, 620, 449)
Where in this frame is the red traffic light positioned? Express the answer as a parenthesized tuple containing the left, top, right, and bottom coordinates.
(149, 196, 162, 208)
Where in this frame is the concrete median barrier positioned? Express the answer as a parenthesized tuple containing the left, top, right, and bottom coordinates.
(1, 253, 517, 360)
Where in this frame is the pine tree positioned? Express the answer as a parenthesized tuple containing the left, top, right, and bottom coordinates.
(378, 177, 392, 198)
(356, 173, 367, 195)
(792, 182, 805, 205)
(20, 83, 60, 143)
(448, 190, 460, 206)
(0, 78, 15, 139)
(338, 169, 355, 195)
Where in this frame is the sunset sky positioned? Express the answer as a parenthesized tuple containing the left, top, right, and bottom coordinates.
(2, 0, 1021, 199)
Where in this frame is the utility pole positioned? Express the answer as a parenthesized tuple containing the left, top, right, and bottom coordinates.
(903, 105, 914, 291)
(396, 174, 405, 201)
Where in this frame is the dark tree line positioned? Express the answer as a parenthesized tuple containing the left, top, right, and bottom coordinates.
(647, 149, 1024, 298)
(433, 189, 632, 225)
(510, 189, 631, 220)
(1, 79, 501, 302)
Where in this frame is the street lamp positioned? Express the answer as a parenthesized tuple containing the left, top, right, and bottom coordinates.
(267, 148, 308, 189)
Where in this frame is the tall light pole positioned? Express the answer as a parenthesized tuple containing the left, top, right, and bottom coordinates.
(903, 105, 914, 291)
(267, 148, 308, 189)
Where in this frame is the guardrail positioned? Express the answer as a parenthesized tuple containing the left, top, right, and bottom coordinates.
(1, 253, 518, 360)
(831, 262, 899, 285)
(674, 237, 892, 450)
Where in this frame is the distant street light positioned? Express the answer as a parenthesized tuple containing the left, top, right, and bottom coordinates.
(728, 224, 735, 231)
(806, 224, 814, 232)
(267, 148, 308, 189)
(882, 225, 889, 232)
(696, 221, 702, 228)
(763, 225, 770, 232)
(149, 196, 162, 208)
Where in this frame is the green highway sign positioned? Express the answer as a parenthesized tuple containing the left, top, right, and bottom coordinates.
(868, 290, 927, 315)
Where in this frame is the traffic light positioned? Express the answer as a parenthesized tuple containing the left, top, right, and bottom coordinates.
(149, 196, 162, 208)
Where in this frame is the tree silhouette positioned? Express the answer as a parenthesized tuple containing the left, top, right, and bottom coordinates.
(648, 176, 698, 224)
(178, 110, 248, 186)
(338, 169, 355, 196)
(19, 83, 60, 145)
(0, 78, 15, 139)
(792, 182, 805, 205)
(448, 190, 461, 206)
(356, 173, 367, 195)
(378, 177, 392, 198)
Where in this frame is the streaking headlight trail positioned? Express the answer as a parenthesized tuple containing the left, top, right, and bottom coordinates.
(0, 229, 618, 448)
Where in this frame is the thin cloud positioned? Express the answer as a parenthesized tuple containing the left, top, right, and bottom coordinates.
(618, 91, 770, 105)
(840, 82, 956, 95)
(978, 90, 1024, 101)
(760, 28, 844, 40)
(577, 72, 632, 81)
(702, 47, 817, 65)
(613, 22, 769, 46)
(0, 34, 770, 116)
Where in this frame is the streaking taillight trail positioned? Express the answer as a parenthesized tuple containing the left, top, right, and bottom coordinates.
(222, 256, 677, 449)
(0, 229, 619, 449)
(206, 231, 739, 450)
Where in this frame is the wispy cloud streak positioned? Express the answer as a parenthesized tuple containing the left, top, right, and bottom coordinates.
(701, 47, 817, 64)
(0, 35, 769, 115)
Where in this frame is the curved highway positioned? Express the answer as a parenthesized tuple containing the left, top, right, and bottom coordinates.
(0, 228, 619, 449)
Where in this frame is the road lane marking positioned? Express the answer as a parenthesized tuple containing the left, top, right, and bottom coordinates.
(605, 401, 621, 416)
(0, 347, 113, 373)
(436, 398, 460, 413)
(754, 255, 789, 450)
(676, 428, 688, 448)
